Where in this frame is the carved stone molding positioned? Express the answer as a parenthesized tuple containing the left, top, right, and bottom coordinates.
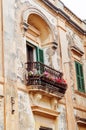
(31, 105, 60, 119)
(23, 6, 57, 42)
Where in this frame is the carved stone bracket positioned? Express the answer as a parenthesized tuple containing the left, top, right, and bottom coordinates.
(51, 98, 58, 110)
(29, 92, 42, 106)
(29, 90, 61, 113)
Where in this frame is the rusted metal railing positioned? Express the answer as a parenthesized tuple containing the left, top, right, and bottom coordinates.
(25, 62, 67, 96)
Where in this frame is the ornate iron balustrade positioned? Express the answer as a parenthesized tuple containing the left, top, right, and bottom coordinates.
(25, 62, 67, 97)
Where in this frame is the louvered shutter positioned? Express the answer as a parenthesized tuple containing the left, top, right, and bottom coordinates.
(75, 61, 85, 92)
(36, 47, 44, 63)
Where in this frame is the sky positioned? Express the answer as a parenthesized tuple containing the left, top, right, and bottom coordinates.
(61, 0, 86, 20)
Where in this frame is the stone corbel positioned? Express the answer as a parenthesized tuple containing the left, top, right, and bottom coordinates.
(51, 98, 58, 110)
(34, 93, 42, 105)
(29, 92, 42, 106)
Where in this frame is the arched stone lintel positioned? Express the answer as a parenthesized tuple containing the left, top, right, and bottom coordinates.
(22, 6, 58, 42)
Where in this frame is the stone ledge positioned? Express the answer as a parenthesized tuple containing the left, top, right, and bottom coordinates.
(74, 104, 86, 112)
(74, 90, 86, 98)
(31, 105, 60, 119)
(28, 88, 63, 99)
(76, 116, 86, 125)
(71, 46, 84, 56)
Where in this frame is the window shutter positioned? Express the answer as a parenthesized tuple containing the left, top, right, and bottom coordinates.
(36, 47, 44, 63)
(79, 64, 85, 92)
(75, 61, 85, 92)
(39, 48, 44, 63)
(26, 41, 44, 63)
(36, 47, 39, 62)
(75, 62, 81, 90)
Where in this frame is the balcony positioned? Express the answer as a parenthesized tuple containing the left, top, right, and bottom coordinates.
(25, 62, 67, 98)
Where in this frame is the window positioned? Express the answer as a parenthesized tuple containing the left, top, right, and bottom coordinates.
(26, 44, 34, 62)
(39, 126, 52, 130)
(26, 41, 44, 63)
(75, 61, 85, 92)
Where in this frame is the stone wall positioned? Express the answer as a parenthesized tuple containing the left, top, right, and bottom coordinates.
(18, 91, 35, 130)
(1, 0, 86, 130)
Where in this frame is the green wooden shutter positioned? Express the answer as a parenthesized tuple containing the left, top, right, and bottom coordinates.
(75, 61, 85, 92)
(36, 47, 39, 62)
(39, 49, 44, 63)
(79, 64, 85, 92)
(36, 47, 44, 63)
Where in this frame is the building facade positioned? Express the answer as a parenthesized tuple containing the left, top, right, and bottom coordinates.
(0, 0, 86, 130)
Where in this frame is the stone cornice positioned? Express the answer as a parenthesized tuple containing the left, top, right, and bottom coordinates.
(41, 0, 86, 35)
(71, 46, 84, 56)
(76, 116, 86, 125)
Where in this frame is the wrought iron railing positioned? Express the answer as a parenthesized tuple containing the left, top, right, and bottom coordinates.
(25, 62, 67, 96)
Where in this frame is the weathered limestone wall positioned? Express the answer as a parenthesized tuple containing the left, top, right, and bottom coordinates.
(1, 0, 86, 130)
(0, 0, 3, 79)
(5, 81, 19, 130)
(2, 1, 18, 130)
(0, 94, 4, 130)
(58, 17, 77, 130)
(0, 1, 4, 130)
(34, 115, 55, 130)
(58, 105, 67, 130)
(3, 0, 16, 80)
(18, 91, 35, 130)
